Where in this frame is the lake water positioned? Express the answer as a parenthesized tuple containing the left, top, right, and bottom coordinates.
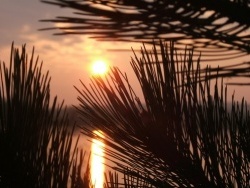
(73, 130, 105, 188)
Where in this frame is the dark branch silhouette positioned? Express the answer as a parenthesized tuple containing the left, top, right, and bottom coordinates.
(41, 0, 250, 61)
(75, 42, 250, 187)
(0, 43, 87, 187)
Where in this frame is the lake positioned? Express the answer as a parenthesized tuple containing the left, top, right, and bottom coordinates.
(73, 129, 106, 188)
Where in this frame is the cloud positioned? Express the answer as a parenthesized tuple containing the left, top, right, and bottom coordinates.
(16, 24, 136, 103)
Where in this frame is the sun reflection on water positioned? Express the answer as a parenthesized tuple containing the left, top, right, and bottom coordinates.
(91, 130, 105, 188)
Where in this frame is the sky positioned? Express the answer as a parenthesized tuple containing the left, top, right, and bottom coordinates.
(0, 0, 250, 106)
(0, 0, 143, 106)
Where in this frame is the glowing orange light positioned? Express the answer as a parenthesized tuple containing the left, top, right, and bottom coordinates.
(91, 130, 105, 188)
(91, 60, 109, 76)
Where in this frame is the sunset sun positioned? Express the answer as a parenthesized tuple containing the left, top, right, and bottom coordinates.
(91, 60, 109, 76)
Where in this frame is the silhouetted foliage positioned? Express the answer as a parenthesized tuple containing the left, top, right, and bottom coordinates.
(75, 42, 250, 187)
(39, 0, 250, 187)
(41, 0, 250, 61)
(0, 43, 88, 187)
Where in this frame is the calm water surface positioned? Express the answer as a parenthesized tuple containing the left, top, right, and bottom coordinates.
(73, 129, 105, 188)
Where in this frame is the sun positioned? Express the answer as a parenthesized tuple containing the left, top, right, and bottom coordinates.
(91, 60, 109, 76)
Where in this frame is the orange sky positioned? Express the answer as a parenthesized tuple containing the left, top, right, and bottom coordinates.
(0, 0, 144, 106)
(0, 0, 249, 106)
